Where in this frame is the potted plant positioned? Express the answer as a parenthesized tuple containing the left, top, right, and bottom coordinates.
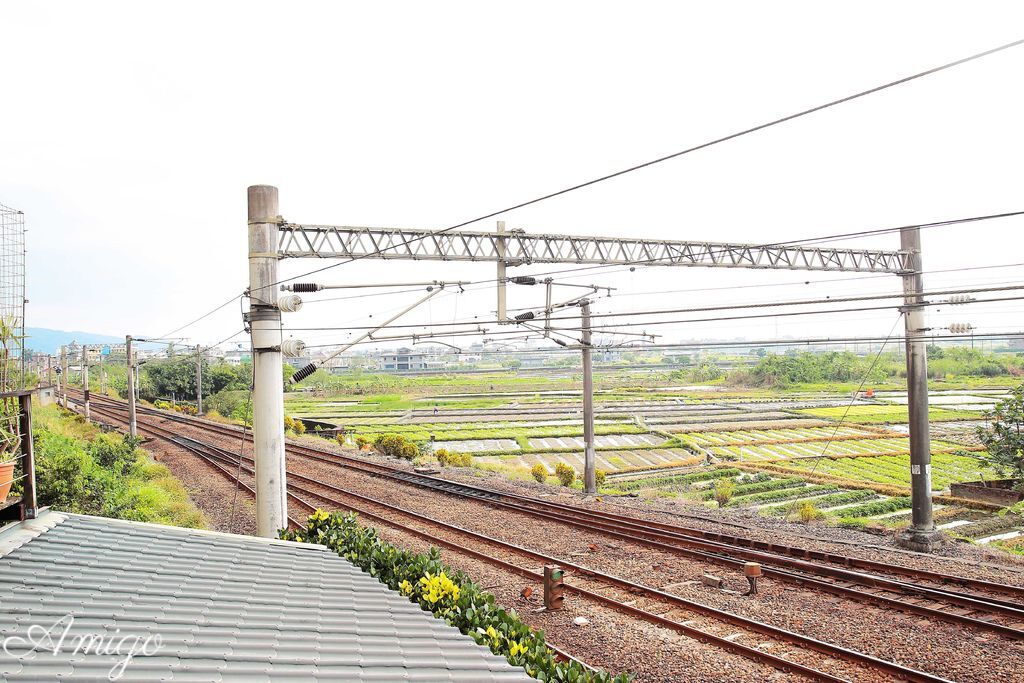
(0, 455, 16, 505)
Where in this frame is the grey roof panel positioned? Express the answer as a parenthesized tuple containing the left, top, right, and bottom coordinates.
(0, 512, 532, 682)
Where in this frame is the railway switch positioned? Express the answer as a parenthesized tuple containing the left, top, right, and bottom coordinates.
(544, 565, 565, 610)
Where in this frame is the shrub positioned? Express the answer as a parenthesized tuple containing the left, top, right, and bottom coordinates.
(374, 433, 420, 460)
(795, 500, 823, 523)
(207, 389, 253, 423)
(712, 481, 737, 507)
(530, 463, 548, 483)
(88, 433, 141, 478)
(554, 462, 576, 487)
(283, 415, 295, 432)
(354, 435, 370, 449)
(713, 478, 735, 508)
(435, 448, 473, 467)
(281, 511, 630, 682)
(32, 407, 206, 528)
(595, 469, 607, 488)
(977, 384, 1024, 485)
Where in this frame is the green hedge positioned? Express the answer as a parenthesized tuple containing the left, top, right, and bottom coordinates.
(282, 511, 630, 683)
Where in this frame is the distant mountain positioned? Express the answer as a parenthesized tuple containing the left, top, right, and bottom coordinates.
(24, 328, 124, 354)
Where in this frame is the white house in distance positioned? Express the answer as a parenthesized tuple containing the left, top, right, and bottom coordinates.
(378, 347, 443, 372)
(219, 341, 251, 366)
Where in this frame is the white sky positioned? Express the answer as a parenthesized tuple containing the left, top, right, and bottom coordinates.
(3, 2, 1023, 354)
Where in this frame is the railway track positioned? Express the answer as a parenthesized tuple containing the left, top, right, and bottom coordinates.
(76, 397, 952, 682)
(78, 393, 1024, 609)
(67, 392, 1024, 680)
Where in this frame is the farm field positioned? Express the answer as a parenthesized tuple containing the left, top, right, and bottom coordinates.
(285, 374, 1019, 544)
(796, 403, 985, 423)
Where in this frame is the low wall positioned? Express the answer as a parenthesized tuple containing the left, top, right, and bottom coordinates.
(949, 479, 1024, 506)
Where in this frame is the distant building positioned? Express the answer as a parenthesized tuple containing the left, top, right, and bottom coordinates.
(519, 353, 547, 368)
(378, 348, 442, 372)
(221, 341, 252, 366)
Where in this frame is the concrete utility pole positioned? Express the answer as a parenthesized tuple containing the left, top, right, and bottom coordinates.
(81, 345, 90, 421)
(61, 351, 68, 408)
(897, 227, 941, 552)
(126, 335, 137, 439)
(581, 300, 597, 495)
(496, 221, 507, 322)
(247, 185, 288, 538)
(195, 346, 203, 416)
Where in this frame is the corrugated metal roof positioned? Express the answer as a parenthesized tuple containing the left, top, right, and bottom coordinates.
(0, 511, 531, 682)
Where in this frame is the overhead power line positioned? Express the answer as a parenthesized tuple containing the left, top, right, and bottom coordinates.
(284, 283, 1024, 332)
(303, 330, 1024, 355)
(273, 38, 1024, 288)
(158, 294, 243, 340)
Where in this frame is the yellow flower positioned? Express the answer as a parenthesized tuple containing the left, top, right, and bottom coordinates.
(398, 580, 413, 595)
(509, 641, 527, 657)
(310, 509, 329, 522)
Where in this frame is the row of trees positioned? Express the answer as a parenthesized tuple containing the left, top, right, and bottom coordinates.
(671, 348, 1024, 388)
(86, 358, 294, 411)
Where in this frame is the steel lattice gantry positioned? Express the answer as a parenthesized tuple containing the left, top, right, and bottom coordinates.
(277, 224, 912, 274)
(250, 191, 937, 552)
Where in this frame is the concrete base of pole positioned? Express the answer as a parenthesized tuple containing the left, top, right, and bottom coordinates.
(895, 527, 944, 553)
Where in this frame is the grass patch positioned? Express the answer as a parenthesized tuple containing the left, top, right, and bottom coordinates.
(32, 405, 207, 528)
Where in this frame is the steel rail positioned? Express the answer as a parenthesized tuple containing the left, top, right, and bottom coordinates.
(83, 392, 1024, 603)
(278, 440, 1024, 638)
(109, 407, 938, 683)
(74, 393, 1024, 619)
(84, 401, 851, 682)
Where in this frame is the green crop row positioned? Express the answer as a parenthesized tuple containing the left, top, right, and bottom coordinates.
(694, 477, 805, 501)
(762, 489, 877, 516)
(728, 484, 838, 506)
(347, 422, 649, 443)
(835, 496, 913, 518)
(954, 515, 1024, 540)
(785, 452, 997, 491)
(611, 467, 740, 491)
